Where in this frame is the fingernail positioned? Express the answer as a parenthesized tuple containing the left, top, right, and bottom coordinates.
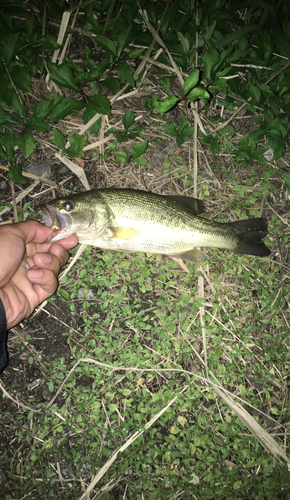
(40, 253, 52, 264)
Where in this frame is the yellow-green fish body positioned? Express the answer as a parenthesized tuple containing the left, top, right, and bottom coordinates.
(41, 188, 270, 261)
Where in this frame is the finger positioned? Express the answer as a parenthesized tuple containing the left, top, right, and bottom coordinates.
(54, 234, 79, 249)
(29, 250, 68, 275)
(26, 268, 59, 300)
(12, 220, 53, 245)
(28, 234, 79, 257)
(0, 221, 52, 286)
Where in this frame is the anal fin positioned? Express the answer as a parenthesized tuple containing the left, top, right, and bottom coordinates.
(171, 248, 205, 263)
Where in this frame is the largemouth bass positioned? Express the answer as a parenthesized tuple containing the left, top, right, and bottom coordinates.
(40, 188, 270, 262)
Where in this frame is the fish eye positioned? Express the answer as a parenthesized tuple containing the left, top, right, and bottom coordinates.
(63, 200, 74, 212)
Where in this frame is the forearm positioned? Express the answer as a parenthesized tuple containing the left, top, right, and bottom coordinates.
(0, 298, 8, 374)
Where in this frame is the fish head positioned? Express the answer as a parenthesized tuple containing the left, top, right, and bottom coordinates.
(40, 192, 111, 243)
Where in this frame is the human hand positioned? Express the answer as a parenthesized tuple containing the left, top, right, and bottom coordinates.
(0, 220, 78, 329)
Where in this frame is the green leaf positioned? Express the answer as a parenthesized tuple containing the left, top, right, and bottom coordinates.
(204, 20, 217, 41)
(183, 70, 200, 96)
(44, 468, 52, 479)
(266, 13, 290, 59)
(249, 84, 261, 103)
(127, 122, 144, 135)
(117, 27, 132, 57)
(50, 129, 66, 148)
(37, 35, 60, 52)
(0, 107, 20, 127)
(272, 143, 285, 160)
(215, 25, 262, 49)
(85, 95, 111, 115)
(276, 124, 287, 140)
(282, 173, 290, 186)
(115, 151, 128, 163)
(0, 10, 13, 31)
(176, 119, 194, 144)
(144, 96, 154, 112)
(128, 47, 146, 59)
(0, 79, 9, 108)
(159, 77, 173, 93)
(176, 124, 194, 145)
(117, 62, 135, 86)
(95, 35, 117, 57)
(91, 82, 100, 93)
(49, 97, 84, 122)
(164, 123, 178, 137)
(209, 77, 228, 95)
(10, 94, 26, 120)
(16, 132, 36, 158)
(102, 77, 121, 94)
(203, 48, 220, 81)
(131, 140, 148, 159)
(239, 384, 246, 397)
(116, 132, 128, 143)
(0, 131, 16, 160)
(154, 96, 180, 113)
(2, 32, 20, 65)
(252, 145, 267, 162)
(210, 140, 222, 155)
(259, 84, 273, 95)
(179, 116, 190, 133)
(26, 118, 51, 132)
(8, 164, 27, 184)
(89, 61, 109, 79)
(123, 110, 135, 130)
(27, 411, 34, 421)
(121, 388, 131, 396)
(67, 134, 88, 157)
(9, 62, 32, 92)
(83, 108, 102, 135)
(82, 110, 102, 134)
(187, 88, 210, 102)
(177, 32, 190, 55)
(26, 16, 36, 40)
(32, 100, 53, 121)
(72, 71, 95, 83)
(135, 156, 147, 166)
(47, 62, 80, 92)
(82, 96, 109, 134)
(268, 127, 286, 155)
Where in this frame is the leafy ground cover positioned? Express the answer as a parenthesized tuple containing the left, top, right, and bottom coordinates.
(0, 0, 289, 499)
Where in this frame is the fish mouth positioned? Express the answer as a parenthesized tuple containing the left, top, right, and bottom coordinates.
(40, 205, 71, 242)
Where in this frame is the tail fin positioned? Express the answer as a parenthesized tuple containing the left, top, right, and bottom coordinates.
(230, 218, 271, 257)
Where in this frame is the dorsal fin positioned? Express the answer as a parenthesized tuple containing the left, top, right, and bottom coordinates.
(165, 195, 204, 215)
